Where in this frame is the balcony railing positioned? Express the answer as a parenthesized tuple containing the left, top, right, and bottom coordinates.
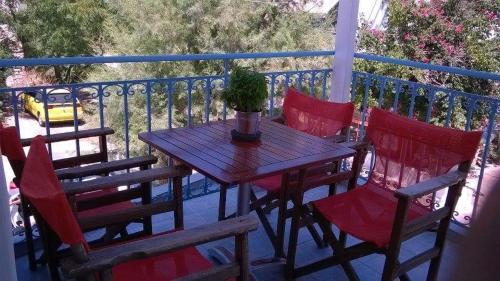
(1, 51, 498, 229)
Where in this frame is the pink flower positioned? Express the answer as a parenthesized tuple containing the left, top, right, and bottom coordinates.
(422, 57, 430, 63)
(404, 33, 411, 41)
(485, 11, 496, 21)
(455, 24, 463, 33)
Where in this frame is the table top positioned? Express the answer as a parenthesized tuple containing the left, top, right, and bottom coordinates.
(139, 119, 355, 185)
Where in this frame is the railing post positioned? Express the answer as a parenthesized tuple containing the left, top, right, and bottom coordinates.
(0, 149, 18, 281)
(330, 0, 360, 103)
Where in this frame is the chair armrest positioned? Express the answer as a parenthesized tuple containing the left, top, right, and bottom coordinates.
(60, 216, 259, 278)
(62, 167, 191, 196)
(395, 171, 467, 200)
(55, 155, 158, 180)
(21, 127, 114, 147)
(78, 201, 174, 231)
(323, 135, 347, 143)
(269, 115, 285, 124)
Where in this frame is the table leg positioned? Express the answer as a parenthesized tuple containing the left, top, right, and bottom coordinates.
(237, 182, 251, 216)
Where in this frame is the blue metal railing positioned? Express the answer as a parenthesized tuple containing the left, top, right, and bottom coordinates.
(1, 51, 498, 227)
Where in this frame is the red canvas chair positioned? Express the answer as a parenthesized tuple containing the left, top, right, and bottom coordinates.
(19, 136, 257, 281)
(0, 126, 183, 271)
(285, 107, 482, 280)
(218, 88, 354, 258)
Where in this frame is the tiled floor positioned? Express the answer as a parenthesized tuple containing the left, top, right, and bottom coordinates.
(16, 184, 464, 280)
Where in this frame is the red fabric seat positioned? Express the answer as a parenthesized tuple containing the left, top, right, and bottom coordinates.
(312, 108, 482, 248)
(254, 88, 354, 191)
(0, 126, 27, 162)
(254, 174, 281, 193)
(74, 188, 135, 219)
(21, 137, 221, 281)
(313, 182, 429, 247)
(112, 245, 213, 281)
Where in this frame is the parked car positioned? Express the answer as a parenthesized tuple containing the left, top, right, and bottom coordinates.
(23, 89, 83, 126)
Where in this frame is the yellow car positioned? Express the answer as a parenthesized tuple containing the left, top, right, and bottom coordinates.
(23, 89, 83, 126)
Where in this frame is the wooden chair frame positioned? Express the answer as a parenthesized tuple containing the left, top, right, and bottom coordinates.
(6, 127, 173, 270)
(32, 165, 190, 280)
(218, 116, 351, 258)
(285, 140, 472, 281)
(59, 215, 258, 281)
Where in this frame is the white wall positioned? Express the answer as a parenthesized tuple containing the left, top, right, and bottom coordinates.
(0, 150, 18, 281)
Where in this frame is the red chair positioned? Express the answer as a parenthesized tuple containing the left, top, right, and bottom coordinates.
(0, 126, 182, 271)
(285, 107, 482, 280)
(19, 136, 257, 281)
(218, 88, 354, 258)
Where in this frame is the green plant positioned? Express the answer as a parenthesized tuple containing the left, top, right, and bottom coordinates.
(222, 66, 268, 112)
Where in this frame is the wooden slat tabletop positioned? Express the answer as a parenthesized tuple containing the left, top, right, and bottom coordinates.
(139, 119, 355, 185)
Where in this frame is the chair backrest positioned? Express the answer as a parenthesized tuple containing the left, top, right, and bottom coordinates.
(0, 126, 27, 181)
(283, 88, 354, 137)
(19, 136, 87, 248)
(366, 108, 482, 204)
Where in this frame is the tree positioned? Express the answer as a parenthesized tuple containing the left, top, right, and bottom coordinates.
(354, 0, 499, 128)
(1, 0, 109, 83)
(88, 0, 333, 157)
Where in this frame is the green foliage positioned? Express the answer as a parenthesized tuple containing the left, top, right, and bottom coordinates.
(0, 42, 12, 122)
(222, 66, 268, 112)
(2, 0, 109, 83)
(355, 0, 499, 130)
(86, 0, 332, 157)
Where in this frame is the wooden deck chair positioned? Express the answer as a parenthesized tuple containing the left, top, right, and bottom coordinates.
(285, 107, 482, 281)
(0, 126, 184, 270)
(219, 88, 354, 258)
(19, 136, 258, 281)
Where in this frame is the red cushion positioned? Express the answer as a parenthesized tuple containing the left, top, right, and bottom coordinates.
(93, 230, 219, 281)
(77, 200, 135, 219)
(74, 188, 135, 219)
(312, 183, 430, 248)
(0, 126, 26, 162)
(283, 88, 354, 137)
(112, 245, 214, 281)
(366, 108, 482, 193)
(254, 174, 282, 193)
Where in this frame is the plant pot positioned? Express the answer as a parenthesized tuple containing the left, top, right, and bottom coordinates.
(231, 111, 261, 141)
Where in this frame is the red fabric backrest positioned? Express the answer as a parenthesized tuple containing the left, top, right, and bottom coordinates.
(366, 108, 482, 202)
(283, 88, 354, 137)
(0, 126, 26, 162)
(20, 136, 86, 247)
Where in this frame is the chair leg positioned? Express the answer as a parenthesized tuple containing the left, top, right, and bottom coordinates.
(263, 191, 273, 214)
(21, 198, 38, 270)
(382, 240, 402, 281)
(285, 170, 307, 280)
(427, 183, 462, 281)
(235, 233, 249, 281)
(317, 217, 359, 281)
(173, 176, 184, 229)
(285, 199, 302, 280)
(218, 184, 228, 221)
(250, 190, 278, 251)
(38, 219, 61, 281)
(301, 208, 326, 248)
(140, 164, 153, 235)
(275, 183, 288, 258)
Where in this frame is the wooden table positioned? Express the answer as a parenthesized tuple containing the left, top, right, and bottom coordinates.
(139, 118, 355, 216)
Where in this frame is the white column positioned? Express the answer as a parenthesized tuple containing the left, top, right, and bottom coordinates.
(330, 0, 360, 102)
(0, 152, 17, 281)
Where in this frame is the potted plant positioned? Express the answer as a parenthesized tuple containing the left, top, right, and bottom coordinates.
(222, 66, 268, 141)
